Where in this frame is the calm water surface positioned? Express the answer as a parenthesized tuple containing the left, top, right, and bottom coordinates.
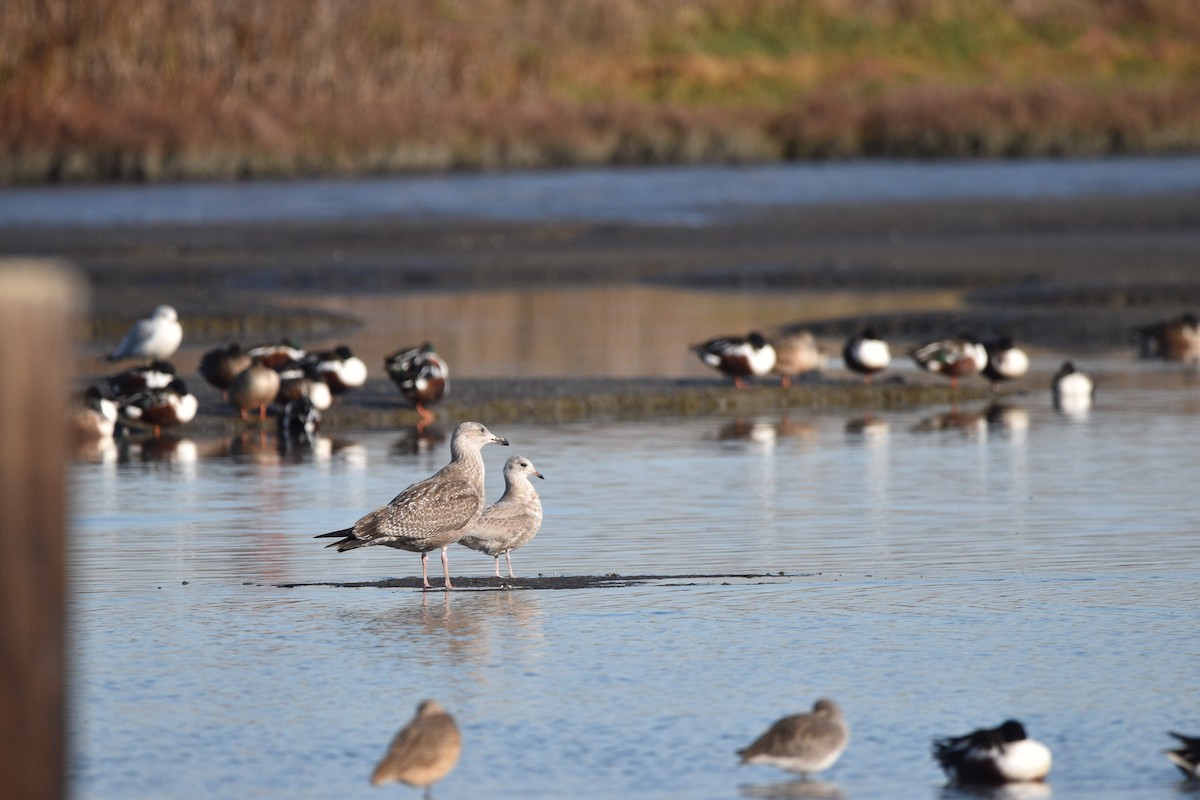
(7, 155, 1200, 228)
(70, 360, 1200, 799)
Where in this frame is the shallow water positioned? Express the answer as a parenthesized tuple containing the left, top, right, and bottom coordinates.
(7, 155, 1200, 228)
(70, 358, 1200, 799)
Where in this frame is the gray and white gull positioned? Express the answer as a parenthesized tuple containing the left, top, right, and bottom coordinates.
(458, 455, 544, 578)
(315, 421, 508, 590)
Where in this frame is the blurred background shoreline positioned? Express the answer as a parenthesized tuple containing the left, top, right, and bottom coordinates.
(4, 0, 1200, 185)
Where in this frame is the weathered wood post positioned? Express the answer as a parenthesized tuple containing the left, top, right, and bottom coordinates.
(0, 260, 84, 800)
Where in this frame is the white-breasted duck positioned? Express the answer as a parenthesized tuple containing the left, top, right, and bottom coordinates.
(691, 331, 777, 389)
(842, 328, 891, 384)
(71, 386, 119, 441)
(310, 345, 367, 394)
(910, 334, 989, 388)
(106, 360, 177, 400)
(982, 336, 1031, 386)
(933, 719, 1052, 786)
(386, 342, 450, 428)
(275, 358, 333, 411)
(119, 378, 198, 437)
(1052, 361, 1094, 412)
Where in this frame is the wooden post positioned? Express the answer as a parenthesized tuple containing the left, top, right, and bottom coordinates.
(0, 260, 83, 800)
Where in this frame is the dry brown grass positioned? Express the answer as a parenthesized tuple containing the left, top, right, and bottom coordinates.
(2, 0, 1199, 182)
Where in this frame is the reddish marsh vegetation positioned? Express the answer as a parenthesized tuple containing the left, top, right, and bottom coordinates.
(3, 0, 1199, 182)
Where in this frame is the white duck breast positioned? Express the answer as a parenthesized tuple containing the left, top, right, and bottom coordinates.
(855, 338, 891, 370)
(984, 738, 1053, 782)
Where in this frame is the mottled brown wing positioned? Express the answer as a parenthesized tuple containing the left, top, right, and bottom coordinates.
(352, 475, 482, 546)
(371, 714, 462, 787)
(741, 714, 841, 761)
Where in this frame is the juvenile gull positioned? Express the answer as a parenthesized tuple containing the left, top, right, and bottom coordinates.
(737, 698, 850, 777)
(933, 719, 1052, 785)
(371, 699, 462, 796)
(107, 304, 183, 363)
(458, 455, 544, 578)
(315, 421, 508, 590)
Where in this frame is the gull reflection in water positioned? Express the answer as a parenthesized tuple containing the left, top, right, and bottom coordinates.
(740, 779, 844, 799)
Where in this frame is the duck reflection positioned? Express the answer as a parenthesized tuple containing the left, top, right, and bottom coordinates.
(911, 406, 988, 438)
(740, 779, 844, 799)
(713, 415, 817, 448)
(392, 424, 447, 457)
(844, 415, 889, 440)
(118, 435, 200, 465)
(937, 782, 1052, 800)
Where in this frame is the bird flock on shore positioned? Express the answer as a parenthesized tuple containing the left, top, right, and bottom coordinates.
(75, 303, 1200, 794)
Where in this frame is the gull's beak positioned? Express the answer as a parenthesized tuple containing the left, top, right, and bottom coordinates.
(493, 436, 510, 446)
(534, 471, 545, 480)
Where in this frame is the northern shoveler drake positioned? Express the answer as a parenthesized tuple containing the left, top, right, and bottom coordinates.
(982, 336, 1031, 386)
(278, 397, 321, 441)
(71, 386, 119, 441)
(197, 343, 252, 396)
(842, 328, 891, 384)
(1132, 312, 1200, 363)
(245, 340, 307, 371)
(107, 305, 183, 364)
(310, 345, 367, 394)
(910, 334, 989, 388)
(386, 342, 450, 427)
(737, 698, 849, 777)
(933, 719, 1052, 786)
(770, 330, 827, 387)
(228, 362, 282, 421)
(458, 455, 544, 579)
(691, 332, 777, 388)
(1052, 361, 1094, 412)
(106, 360, 177, 400)
(1166, 731, 1200, 779)
(275, 358, 333, 411)
(370, 700, 462, 792)
(119, 378, 198, 437)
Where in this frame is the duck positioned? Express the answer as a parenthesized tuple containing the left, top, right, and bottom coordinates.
(228, 361, 282, 421)
(770, 330, 827, 387)
(1166, 731, 1200, 779)
(1052, 361, 1094, 412)
(1132, 312, 1200, 362)
(371, 699, 462, 794)
(842, 328, 891, 384)
(70, 386, 119, 440)
(458, 455, 544, 579)
(106, 360, 177, 400)
(107, 304, 183, 363)
(691, 332, 777, 388)
(275, 358, 333, 411)
(933, 719, 1052, 786)
(245, 339, 306, 371)
(119, 379, 198, 437)
(982, 336, 1030, 386)
(386, 342, 450, 428)
(910, 334, 989, 388)
(197, 343, 252, 396)
(310, 345, 367, 394)
(737, 698, 850, 777)
(277, 397, 321, 441)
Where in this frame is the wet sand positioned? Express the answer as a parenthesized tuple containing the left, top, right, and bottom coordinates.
(276, 572, 794, 592)
(9, 189, 1197, 428)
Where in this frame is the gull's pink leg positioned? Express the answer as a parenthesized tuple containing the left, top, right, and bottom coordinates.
(441, 546, 454, 590)
(420, 552, 432, 590)
(493, 556, 501, 578)
(505, 550, 515, 579)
